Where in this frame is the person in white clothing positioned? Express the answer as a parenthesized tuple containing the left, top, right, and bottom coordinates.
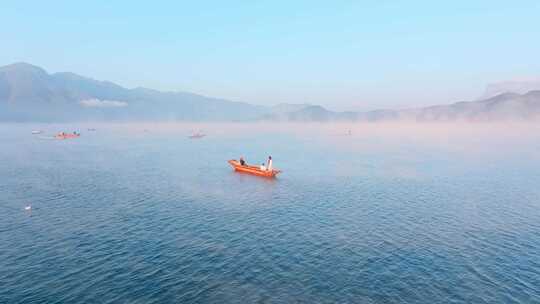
(267, 156, 273, 171)
(260, 163, 266, 171)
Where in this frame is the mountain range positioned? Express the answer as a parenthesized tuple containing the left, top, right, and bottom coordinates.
(1, 62, 540, 122)
(480, 80, 540, 100)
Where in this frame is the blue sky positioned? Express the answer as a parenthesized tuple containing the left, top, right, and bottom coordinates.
(1, 1, 539, 110)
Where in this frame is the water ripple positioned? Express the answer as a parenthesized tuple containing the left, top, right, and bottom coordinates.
(1, 126, 540, 303)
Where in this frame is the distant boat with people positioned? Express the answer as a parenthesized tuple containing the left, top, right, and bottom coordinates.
(55, 132, 81, 140)
(189, 132, 206, 139)
(228, 156, 281, 178)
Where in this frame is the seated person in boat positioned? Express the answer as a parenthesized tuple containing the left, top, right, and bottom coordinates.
(239, 157, 246, 166)
(260, 163, 266, 171)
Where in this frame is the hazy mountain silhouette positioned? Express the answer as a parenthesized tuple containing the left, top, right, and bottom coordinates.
(1, 62, 540, 122)
(263, 92, 540, 122)
(0, 62, 265, 121)
(481, 80, 540, 99)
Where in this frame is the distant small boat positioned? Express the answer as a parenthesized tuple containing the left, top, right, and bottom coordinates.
(24, 205, 32, 211)
(228, 160, 281, 178)
(87, 128, 96, 131)
(55, 132, 81, 140)
(31, 130, 43, 134)
(189, 132, 206, 139)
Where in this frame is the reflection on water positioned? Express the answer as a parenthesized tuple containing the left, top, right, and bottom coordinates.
(1, 123, 540, 303)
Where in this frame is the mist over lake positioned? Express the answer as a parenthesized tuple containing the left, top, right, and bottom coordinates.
(4, 0, 540, 302)
(1, 122, 540, 303)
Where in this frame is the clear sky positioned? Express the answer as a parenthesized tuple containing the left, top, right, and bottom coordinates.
(1, 1, 539, 110)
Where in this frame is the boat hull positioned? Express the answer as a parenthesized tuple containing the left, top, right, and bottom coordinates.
(189, 134, 205, 139)
(228, 160, 280, 178)
(55, 134, 80, 140)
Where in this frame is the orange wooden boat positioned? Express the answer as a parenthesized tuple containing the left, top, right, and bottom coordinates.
(189, 133, 206, 139)
(55, 133, 80, 140)
(228, 160, 281, 178)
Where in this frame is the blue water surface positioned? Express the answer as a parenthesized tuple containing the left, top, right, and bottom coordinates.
(1, 123, 540, 303)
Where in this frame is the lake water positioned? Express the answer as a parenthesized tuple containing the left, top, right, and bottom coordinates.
(1, 123, 540, 303)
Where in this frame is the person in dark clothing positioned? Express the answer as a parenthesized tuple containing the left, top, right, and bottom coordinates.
(239, 157, 246, 166)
